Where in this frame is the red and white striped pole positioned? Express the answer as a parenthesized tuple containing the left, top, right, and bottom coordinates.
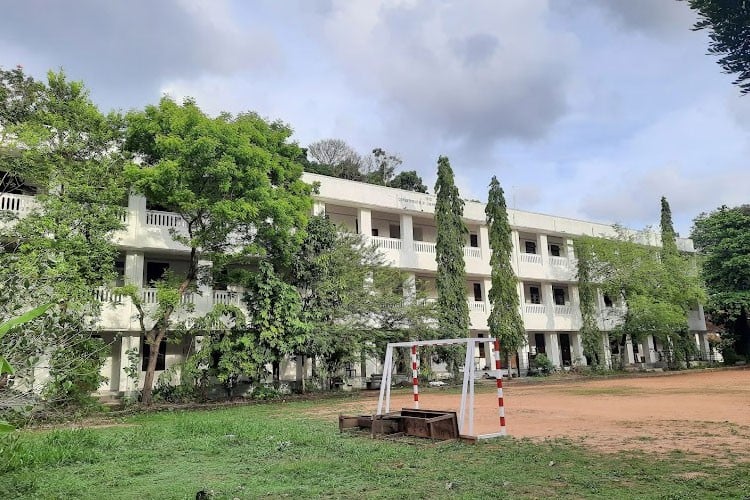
(411, 344, 419, 409)
(494, 339, 506, 435)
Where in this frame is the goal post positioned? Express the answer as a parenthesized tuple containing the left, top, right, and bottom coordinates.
(376, 337, 507, 438)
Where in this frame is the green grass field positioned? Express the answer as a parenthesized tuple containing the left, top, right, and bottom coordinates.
(1, 399, 748, 499)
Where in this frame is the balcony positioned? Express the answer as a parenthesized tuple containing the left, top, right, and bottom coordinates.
(371, 236, 402, 250)
(520, 253, 542, 264)
(525, 304, 547, 315)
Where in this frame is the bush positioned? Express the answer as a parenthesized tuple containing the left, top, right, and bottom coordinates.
(534, 353, 554, 375)
(43, 336, 107, 409)
(250, 386, 280, 400)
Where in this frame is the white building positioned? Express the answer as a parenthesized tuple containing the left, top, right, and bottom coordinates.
(0, 171, 711, 396)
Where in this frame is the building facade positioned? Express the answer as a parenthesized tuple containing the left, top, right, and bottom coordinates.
(0, 171, 711, 395)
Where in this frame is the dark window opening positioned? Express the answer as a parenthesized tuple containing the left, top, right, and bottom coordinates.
(549, 244, 561, 257)
(355, 218, 359, 234)
(146, 262, 169, 284)
(524, 241, 537, 254)
(0, 171, 37, 195)
(529, 286, 541, 304)
(371, 228, 379, 237)
(553, 288, 566, 306)
(473, 283, 482, 302)
(114, 261, 126, 287)
(470, 234, 479, 247)
(603, 294, 613, 307)
(214, 268, 229, 291)
(141, 337, 167, 371)
(534, 333, 546, 354)
(389, 224, 401, 239)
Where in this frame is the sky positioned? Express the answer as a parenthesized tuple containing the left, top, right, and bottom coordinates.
(1, 0, 748, 237)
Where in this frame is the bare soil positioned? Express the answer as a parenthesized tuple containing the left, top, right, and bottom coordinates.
(332, 368, 750, 459)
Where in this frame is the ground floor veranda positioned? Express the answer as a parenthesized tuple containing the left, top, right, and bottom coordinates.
(32, 328, 714, 398)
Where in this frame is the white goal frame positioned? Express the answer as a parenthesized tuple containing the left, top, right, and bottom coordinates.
(376, 338, 507, 439)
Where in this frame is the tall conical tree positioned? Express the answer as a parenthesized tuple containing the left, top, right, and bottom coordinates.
(486, 176, 526, 376)
(660, 196, 679, 257)
(434, 156, 469, 375)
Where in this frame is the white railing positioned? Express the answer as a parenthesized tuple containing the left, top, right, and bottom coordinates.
(549, 256, 569, 267)
(0, 193, 36, 215)
(413, 240, 436, 254)
(213, 290, 240, 306)
(468, 301, 487, 313)
(525, 304, 546, 314)
(554, 304, 572, 315)
(145, 210, 187, 230)
(463, 246, 482, 259)
(142, 288, 158, 304)
(520, 253, 542, 264)
(371, 236, 402, 250)
(94, 287, 124, 303)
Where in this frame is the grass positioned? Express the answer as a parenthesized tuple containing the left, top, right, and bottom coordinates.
(1, 400, 749, 499)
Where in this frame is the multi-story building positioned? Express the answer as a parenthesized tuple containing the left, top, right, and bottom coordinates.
(0, 171, 711, 396)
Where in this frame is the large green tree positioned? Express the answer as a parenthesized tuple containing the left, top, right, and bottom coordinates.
(123, 97, 312, 404)
(434, 156, 469, 374)
(0, 69, 126, 405)
(485, 176, 525, 376)
(691, 205, 750, 357)
(387, 170, 428, 193)
(684, 0, 750, 94)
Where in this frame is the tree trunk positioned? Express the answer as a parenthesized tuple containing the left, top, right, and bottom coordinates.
(141, 330, 164, 405)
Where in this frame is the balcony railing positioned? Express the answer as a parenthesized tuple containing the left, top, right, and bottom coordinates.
(520, 253, 542, 264)
(554, 304, 572, 315)
(94, 287, 124, 303)
(213, 290, 240, 306)
(525, 303, 546, 314)
(371, 236, 402, 250)
(549, 256, 569, 267)
(463, 246, 481, 259)
(413, 240, 436, 253)
(469, 301, 487, 313)
(0, 193, 36, 216)
(145, 210, 187, 230)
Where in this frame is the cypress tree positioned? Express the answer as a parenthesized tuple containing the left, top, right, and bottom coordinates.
(660, 196, 679, 257)
(434, 156, 469, 374)
(486, 176, 526, 376)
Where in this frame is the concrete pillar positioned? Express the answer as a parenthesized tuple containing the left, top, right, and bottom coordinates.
(128, 193, 147, 230)
(539, 233, 549, 264)
(624, 335, 636, 365)
(119, 334, 141, 393)
(357, 208, 372, 237)
(400, 213, 413, 247)
(573, 333, 586, 366)
(312, 201, 326, 216)
(125, 251, 144, 287)
(546, 333, 561, 367)
(479, 225, 490, 261)
(404, 272, 416, 301)
(542, 283, 554, 314)
(602, 332, 612, 368)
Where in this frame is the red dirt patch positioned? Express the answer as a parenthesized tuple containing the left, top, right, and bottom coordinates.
(333, 368, 750, 459)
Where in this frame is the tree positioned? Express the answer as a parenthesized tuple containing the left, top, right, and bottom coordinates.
(660, 196, 679, 257)
(387, 170, 428, 193)
(575, 217, 704, 367)
(0, 70, 126, 406)
(123, 96, 312, 404)
(306, 138, 364, 181)
(691, 205, 750, 358)
(684, 0, 750, 94)
(485, 176, 525, 376)
(290, 215, 435, 388)
(434, 156, 469, 375)
(364, 148, 401, 186)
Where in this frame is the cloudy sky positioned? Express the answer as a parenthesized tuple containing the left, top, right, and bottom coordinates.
(1, 0, 747, 236)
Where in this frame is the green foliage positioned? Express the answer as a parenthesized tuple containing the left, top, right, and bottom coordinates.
(574, 240, 604, 366)
(485, 176, 525, 370)
(124, 96, 312, 403)
(387, 170, 428, 193)
(685, 0, 750, 94)
(533, 353, 554, 374)
(43, 333, 107, 408)
(250, 386, 280, 400)
(691, 205, 750, 356)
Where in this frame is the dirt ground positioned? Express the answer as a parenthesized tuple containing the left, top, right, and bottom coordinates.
(332, 368, 750, 459)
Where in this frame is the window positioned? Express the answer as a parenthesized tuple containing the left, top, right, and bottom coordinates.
(146, 262, 169, 284)
(141, 337, 166, 371)
(553, 288, 566, 306)
(525, 241, 537, 254)
(534, 333, 546, 354)
(371, 228, 379, 237)
(603, 294, 613, 308)
(470, 233, 479, 247)
(413, 227, 423, 241)
(549, 244, 561, 257)
(114, 260, 125, 287)
(473, 283, 482, 302)
(529, 286, 541, 304)
(389, 224, 401, 239)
